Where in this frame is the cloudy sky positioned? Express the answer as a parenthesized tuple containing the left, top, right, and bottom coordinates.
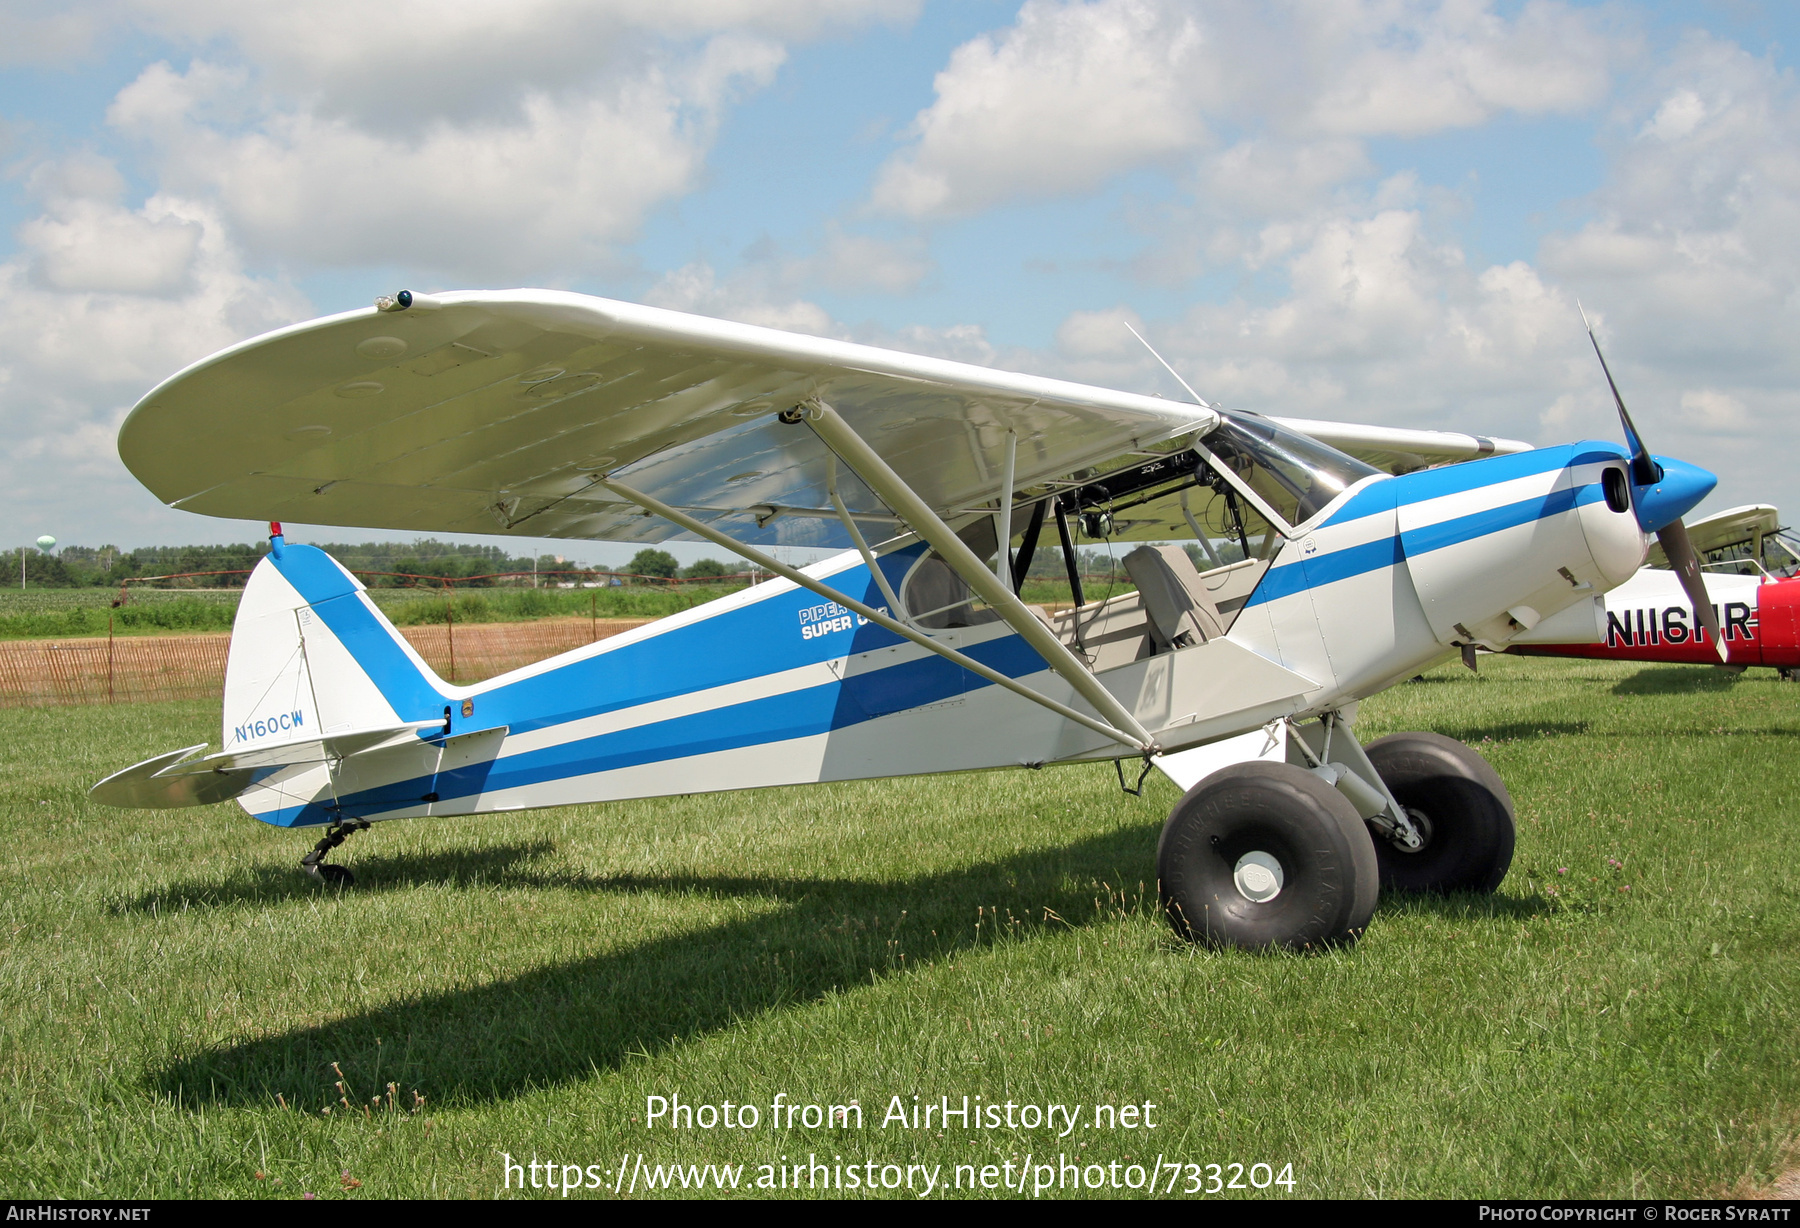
(3, 0, 1797, 564)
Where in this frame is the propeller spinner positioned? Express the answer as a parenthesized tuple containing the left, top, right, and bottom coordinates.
(1580, 307, 1727, 663)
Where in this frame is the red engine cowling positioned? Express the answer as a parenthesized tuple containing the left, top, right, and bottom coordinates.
(1753, 577, 1800, 669)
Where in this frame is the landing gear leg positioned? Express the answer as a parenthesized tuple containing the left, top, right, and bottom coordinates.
(301, 818, 370, 887)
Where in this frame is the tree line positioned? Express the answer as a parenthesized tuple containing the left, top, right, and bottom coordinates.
(9, 536, 1178, 590)
(6, 540, 751, 589)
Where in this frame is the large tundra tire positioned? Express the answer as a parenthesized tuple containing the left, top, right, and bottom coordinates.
(1362, 732, 1515, 894)
(1157, 761, 1379, 950)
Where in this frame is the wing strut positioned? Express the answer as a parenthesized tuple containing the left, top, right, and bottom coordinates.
(826, 457, 907, 620)
(598, 477, 1154, 754)
(994, 430, 1017, 588)
(800, 401, 1158, 752)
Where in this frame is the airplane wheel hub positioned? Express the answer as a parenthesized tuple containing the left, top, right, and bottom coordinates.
(1233, 851, 1285, 903)
(1389, 807, 1434, 854)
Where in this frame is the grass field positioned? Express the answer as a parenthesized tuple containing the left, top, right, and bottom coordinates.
(1, 654, 1795, 1199)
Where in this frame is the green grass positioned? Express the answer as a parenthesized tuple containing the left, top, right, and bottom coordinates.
(1017, 578, 1134, 607)
(0, 585, 740, 639)
(1, 655, 1796, 1198)
(371, 584, 742, 628)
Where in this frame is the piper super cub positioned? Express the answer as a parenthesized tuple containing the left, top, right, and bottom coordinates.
(91, 291, 1718, 949)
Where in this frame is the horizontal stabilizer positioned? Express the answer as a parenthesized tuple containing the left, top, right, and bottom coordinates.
(89, 721, 444, 810)
(88, 744, 228, 809)
(180, 722, 445, 775)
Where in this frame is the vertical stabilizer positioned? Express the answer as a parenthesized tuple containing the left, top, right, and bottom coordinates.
(223, 545, 446, 825)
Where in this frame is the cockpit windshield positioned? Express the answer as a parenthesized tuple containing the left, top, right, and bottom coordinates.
(1205, 411, 1379, 528)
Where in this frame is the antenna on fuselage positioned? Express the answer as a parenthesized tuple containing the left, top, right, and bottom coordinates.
(1123, 321, 1211, 409)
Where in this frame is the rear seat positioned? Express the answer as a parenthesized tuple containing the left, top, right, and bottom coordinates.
(1123, 544, 1228, 652)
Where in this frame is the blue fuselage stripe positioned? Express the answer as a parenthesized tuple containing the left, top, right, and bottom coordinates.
(309, 631, 1047, 818)
(1402, 482, 1599, 558)
(1247, 442, 1621, 608)
(1319, 441, 1623, 527)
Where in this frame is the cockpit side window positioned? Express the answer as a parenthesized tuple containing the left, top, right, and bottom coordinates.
(1763, 532, 1800, 578)
(901, 517, 1004, 629)
(1183, 472, 1280, 563)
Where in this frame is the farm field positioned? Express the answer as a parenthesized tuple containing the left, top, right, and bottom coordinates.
(0, 574, 1114, 641)
(0, 584, 745, 640)
(0, 654, 1795, 1199)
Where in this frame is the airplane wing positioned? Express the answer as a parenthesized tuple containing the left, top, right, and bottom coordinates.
(1269, 417, 1531, 474)
(1645, 503, 1779, 567)
(120, 291, 1215, 550)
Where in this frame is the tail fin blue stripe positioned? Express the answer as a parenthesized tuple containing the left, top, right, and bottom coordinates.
(272, 546, 446, 716)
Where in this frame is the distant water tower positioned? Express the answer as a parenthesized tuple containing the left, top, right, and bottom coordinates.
(21, 535, 54, 589)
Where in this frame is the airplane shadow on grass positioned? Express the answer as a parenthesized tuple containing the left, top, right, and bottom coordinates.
(1611, 665, 1744, 696)
(1426, 720, 1592, 744)
(147, 825, 1552, 1110)
(111, 841, 563, 914)
(151, 824, 1173, 1108)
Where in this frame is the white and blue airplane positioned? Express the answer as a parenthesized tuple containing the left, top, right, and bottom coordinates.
(91, 291, 1718, 950)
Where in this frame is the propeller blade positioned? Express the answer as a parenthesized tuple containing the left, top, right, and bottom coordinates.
(1579, 304, 1662, 487)
(1656, 518, 1730, 663)
(1577, 307, 1724, 661)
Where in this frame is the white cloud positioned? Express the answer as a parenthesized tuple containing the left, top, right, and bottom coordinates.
(1639, 88, 1707, 142)
(1300, 0, 1614, 137)
(0, 0, 930, 543)
(1679, 388, 1751, 433)
(1044, 202, 1601, 443)
(1022, 27, 1800, 517)
(1195, 139, 1374, 219)
(873, 0, 1619, 219)
(43, 3, 915, 283)
(871, 0, 1208, 217)
(0, 0, 118, 65)
(23, 199, 203, 295)
(644, 261, 842, 336)
(641, 259, 1000, 366)
(11, 0, 1800, 546)
(881, 322, 998, 367)
(105, 43, 785, 281)
(641, 223, 931, 331)
(1540, 32, 1800, 392)
(0, 195, 312, 542)
(126, 0, 917, 131)
(806, 227, 932, 294)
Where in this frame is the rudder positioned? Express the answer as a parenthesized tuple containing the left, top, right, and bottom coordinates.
(223, 543, 447, 824)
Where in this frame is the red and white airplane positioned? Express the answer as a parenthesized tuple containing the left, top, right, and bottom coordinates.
(1507, 503, 1800, 677)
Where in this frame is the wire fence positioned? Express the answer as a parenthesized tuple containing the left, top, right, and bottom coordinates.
(0, 565, 710, 707)
(0, 633, 229, 707)
(0, 616, 657, 709)
(0, 561, 1110, 708)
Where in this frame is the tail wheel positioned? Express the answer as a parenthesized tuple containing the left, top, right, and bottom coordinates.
(1157, 762, 1378, 950)
(1363, 732, 1515, 894)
